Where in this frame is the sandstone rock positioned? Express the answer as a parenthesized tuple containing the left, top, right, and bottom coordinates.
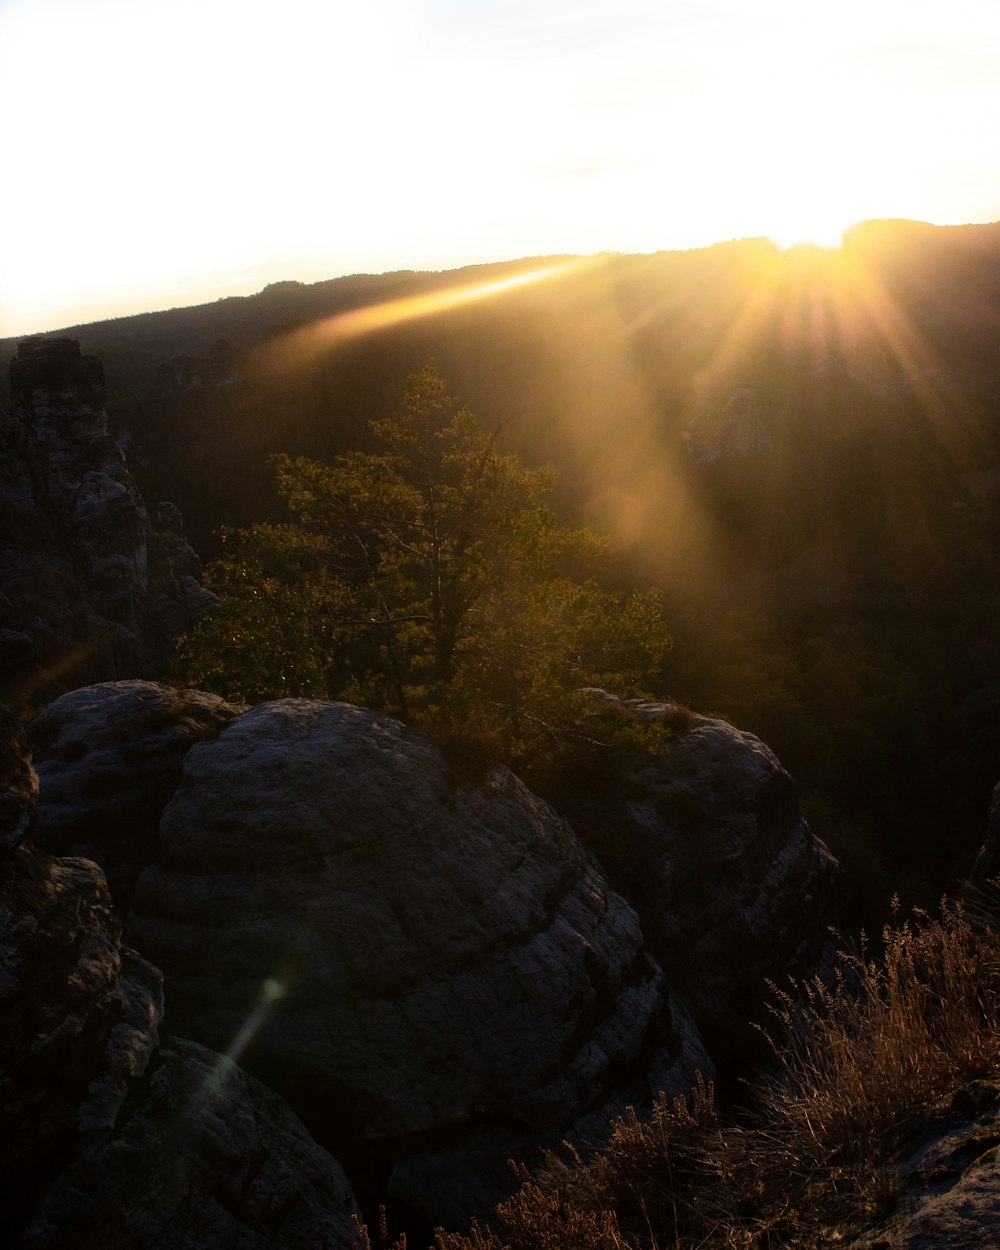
(1, 339, 215, 711)
(0, 694, 358, 1249)
(969, 780, 1000, 888)
(0, 627, 35, 668)
(686, 388, 773, 462)
(30, 681, 241, 909)
(24, 1038, 359, 1250)
(128, 697, 709, 1225)
(156, 339, 237, 393)
(156, 502, 202, 579)
(842, 1081, 1000, 1250)
(0, 705, 37, 849)
(1, 805, 163, 1238)
(556, 695, 839, 1068)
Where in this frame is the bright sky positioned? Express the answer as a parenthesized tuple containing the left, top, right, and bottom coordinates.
(2, 0, 999, 337)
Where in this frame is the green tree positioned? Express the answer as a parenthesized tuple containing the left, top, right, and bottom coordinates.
(178, 523, 356, 703)
(181, 364, 671, 762)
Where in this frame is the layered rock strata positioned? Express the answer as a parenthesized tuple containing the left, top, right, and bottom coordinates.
(19, 679, 841, 1232)
(128, 697, 709, 1228)
(0, 338, 215, 709)
(841, 1081, 1000, 1250)
(561, 695, 839, 1067)
(29, 681, 241, 909)
(0, 708, 358, 1249)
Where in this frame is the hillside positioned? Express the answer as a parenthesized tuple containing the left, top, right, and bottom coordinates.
(5, 223, 999, 565)
(4, 221, 1000, 916)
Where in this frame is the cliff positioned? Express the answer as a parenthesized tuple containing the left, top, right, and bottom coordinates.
(0, 339, 215, 711)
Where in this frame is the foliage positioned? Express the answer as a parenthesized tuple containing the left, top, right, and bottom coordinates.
(179, 523, 355, 702)
(181, 364, 672, 761)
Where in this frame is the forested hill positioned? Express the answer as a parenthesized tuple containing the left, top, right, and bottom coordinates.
(3, 221, 999, 566)
(5, 219, 1000, 917)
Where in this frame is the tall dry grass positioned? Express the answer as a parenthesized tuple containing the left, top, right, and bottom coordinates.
(746, 897, 1000, 1234)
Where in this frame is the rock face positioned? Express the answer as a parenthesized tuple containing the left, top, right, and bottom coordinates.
(557, 697, 839, 1068)
(843, 1081, 1000, 1250)
(128, 698, 709, 1228)
(26, 1038, 360, 1250)
(0, 339, 216, 710)
(16, 681, 842, 1234)
(686, 387, 773, 462)
(0, 704, 37, 850)
(0, 708, 358, 1249)
(156, 339, 238, 392)
(29, 681, 241, 909)
(969, 780, 1000, 888)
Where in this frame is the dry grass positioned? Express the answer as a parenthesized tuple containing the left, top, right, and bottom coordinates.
(353, 896, 1000, 1250)
(746, 897, 1000, 1236)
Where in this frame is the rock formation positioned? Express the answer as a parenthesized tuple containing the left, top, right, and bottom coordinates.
(29, 681, 241, 909)
(127, 696, 709, 1228)
(556, 695, 839, 1070)
(25, 1038, 360, 1250)
(156, 339, 238, 393)
(686, 387, 773, 462)
(13, 678, 845, 1236)
(841, 1080, 1000, 1250)
(969, 780, 1000, 888)
(0, 339, 216, 711)
(0, 703, 359, 1250)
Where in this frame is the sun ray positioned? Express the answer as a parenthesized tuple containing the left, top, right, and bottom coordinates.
(829, 244, 993, 473)
(254, 259, 593, 376)
(674, 247, 784, 410)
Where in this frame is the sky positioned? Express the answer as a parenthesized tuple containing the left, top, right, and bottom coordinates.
(2, 0, 999, 338)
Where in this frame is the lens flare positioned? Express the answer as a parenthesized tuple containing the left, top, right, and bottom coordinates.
(224, 976, 287, 1066)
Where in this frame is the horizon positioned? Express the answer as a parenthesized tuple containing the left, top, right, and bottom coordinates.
(0, 230, 838, 340)
(6, 218, 1000, 347)
(3, 0, 999, 340)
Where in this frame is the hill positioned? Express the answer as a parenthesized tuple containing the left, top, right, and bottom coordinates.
(5, 221, 1000, 915)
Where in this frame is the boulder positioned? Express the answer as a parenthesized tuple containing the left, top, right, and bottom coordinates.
(0, 708, 162, 1236)
(555, 696, 839, 1069)
(128, 697, 709, 1227)
(30, 681, 241, 909)
(0, 702, 358, 1249)
(23, 1038, 359, 1250)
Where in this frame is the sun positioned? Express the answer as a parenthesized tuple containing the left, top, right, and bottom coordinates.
(766, 211, 853, 252)
(769, 227, 847, 251)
